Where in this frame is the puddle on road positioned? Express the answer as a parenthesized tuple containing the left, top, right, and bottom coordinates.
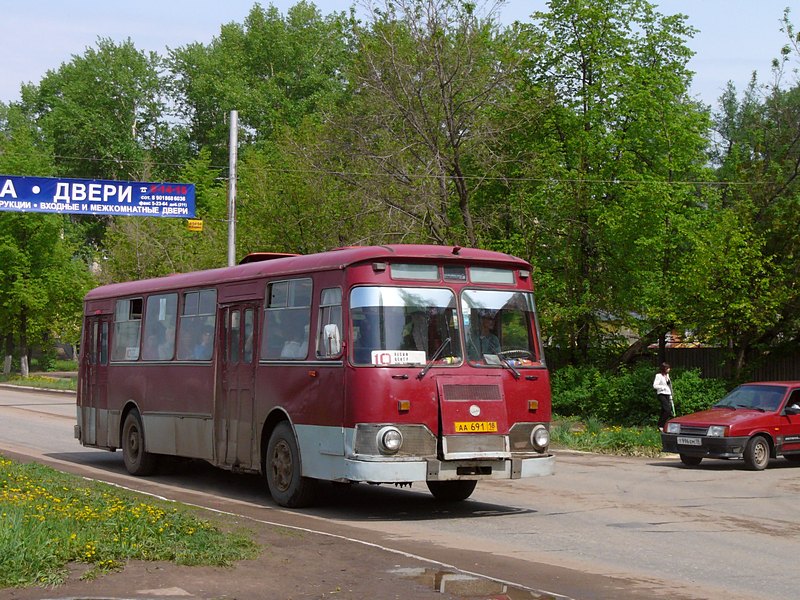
(389, 567, 572, 599)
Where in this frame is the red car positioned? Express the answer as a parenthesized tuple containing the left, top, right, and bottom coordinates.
(661, 381, 800, 470)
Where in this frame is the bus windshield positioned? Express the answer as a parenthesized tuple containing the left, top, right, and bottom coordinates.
(350, 286, 462, 365)
(462, 289, 540, 365)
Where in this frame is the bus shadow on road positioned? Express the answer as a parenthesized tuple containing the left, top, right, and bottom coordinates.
(47, 451, 536, 521)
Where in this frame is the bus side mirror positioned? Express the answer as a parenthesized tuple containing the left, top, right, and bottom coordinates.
(324, 324, 341, 356)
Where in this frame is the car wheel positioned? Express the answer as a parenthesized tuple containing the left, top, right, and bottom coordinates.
(679, 454, 702, 467)
(743, 436, 770, 471)
(426, 480, 477, 502)
(122, 410, 157, 476)
(265, 422, 317, 508)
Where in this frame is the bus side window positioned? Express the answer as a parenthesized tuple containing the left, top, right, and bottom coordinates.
(263, 279, 312, 360)
(89, 322, 98, 365)
(228, 309, 241, 364)
(100, 321, 108, 365)
(177, 289, 217, 360)
(142, 293, 177, 361)
(316, 287, 342, 358)
(111, 298, 143, 361)
(243, 309, 254, 363)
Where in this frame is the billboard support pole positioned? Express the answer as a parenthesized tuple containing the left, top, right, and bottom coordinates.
(227, 110, 238, 267)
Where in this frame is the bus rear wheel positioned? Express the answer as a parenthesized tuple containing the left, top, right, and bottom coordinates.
(426, 480, 477, 502)
(122, 410, 157, 476)
(265, 422, 317, 508)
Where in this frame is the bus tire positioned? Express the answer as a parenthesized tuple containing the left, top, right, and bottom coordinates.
(122, 410, 157, 476)
(426, 480, 477, 502)
(265, 422, 317, 508)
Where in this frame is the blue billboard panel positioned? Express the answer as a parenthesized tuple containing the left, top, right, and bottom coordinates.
(0, 175, 196, 218)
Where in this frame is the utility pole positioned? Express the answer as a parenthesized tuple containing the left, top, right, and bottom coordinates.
(227, 110, 238, 267)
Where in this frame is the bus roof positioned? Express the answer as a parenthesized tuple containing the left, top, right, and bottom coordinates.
(85, 244, 531, 301)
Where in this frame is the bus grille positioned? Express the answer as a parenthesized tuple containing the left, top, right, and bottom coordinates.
(441, 384, 502, 401)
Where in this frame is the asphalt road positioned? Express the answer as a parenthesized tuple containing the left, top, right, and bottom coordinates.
(1, 385, 797, 600)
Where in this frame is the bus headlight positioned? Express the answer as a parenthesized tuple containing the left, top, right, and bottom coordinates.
(377, 426, 403, 454)
(530, 425, 549, 451)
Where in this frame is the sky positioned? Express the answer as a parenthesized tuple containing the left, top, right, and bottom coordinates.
(0, 1, 794, 108)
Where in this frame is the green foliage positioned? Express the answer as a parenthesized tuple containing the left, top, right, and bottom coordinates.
(498, 0, 711, 362)
(169, 2, 353, 163)
(1, 0, 799, 380)
(100, 150, 228, 280)
(0, 456, 258, 588)
(20, 38, 173, 181)
(671, 368, 729, 415)
(321, 0, 519, 247)
(551, 364, 729, 426)
(0, 213, 94, 358)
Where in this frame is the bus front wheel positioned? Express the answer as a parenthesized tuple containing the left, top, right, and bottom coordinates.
(426, 480, 477, 502)
(122, 410, 157, 476)
(265, 422, 317, 508)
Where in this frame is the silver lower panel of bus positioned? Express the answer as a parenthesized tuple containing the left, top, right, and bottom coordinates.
(296, 423, 554, 483)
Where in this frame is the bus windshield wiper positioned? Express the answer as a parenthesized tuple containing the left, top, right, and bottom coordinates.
(499, 356, 521, 380)
(417, 338, 451, 380)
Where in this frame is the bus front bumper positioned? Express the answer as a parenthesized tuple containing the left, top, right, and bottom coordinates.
(341, 453, 555, 483)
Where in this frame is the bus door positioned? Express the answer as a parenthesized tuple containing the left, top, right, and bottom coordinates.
(217, 305, 258, 469)
(80, 315, 110, 446)
(435, 375, 511, 460)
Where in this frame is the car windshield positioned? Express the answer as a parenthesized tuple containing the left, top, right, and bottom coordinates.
(713, 384, 787, 411)
(350, 286, 461, 366)
(461, 289, 542, 366)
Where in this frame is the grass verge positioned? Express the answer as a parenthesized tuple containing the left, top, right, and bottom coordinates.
(0, 456, 258, 588)
(0, 374, 77, 392)
(551, 415, 663, 457)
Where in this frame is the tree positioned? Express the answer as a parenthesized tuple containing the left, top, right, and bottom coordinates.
(497, 0, 711, 365)
(0, 103, 92, 375)
(17, 38, 186, 256)
(100, 150, 228, 281)
(697, 9, 800, 378)
(169, 2, 353, 163)
(318, 0, 520, 246)
(20, 38, 175, 181)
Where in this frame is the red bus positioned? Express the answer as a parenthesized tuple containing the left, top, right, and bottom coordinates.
(76, 245, 554, 506)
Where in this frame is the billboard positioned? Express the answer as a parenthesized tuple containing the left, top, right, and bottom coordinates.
(0, 175, 195, 218)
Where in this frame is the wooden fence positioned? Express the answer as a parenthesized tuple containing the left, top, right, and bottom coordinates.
(546, 346, 800, 381)
(663, 347, 800, 381)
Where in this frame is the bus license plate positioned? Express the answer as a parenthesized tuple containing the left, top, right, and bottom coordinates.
(455, 421, 498, 433)
(677, 436, 701, 446)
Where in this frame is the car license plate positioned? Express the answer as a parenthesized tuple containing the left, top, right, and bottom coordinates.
(455, 421, 498, 433)
(677, 436, 701, 446)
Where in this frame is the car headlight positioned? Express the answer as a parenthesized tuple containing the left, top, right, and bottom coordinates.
(707, 425, 727, 437)
(666, 422, 681, 434)
(530, 424, 550, 451)
(376, 426, 403, 454)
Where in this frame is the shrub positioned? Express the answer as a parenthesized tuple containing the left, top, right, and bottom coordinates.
(672, 369, 728, 415)
(551, 364, 729, 427)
